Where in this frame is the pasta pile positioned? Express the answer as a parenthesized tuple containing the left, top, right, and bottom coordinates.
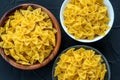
(54, 48, 107, 80)
(0, 6, 56, 65)
(63, 0, 109, 39)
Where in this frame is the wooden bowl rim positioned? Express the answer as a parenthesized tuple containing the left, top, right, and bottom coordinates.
(0, 3, 61, 70)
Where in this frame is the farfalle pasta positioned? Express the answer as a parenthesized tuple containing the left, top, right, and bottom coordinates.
(54, 48, 107, 80)
(63, 0, 109, 39)
(0, 6, 56, 65)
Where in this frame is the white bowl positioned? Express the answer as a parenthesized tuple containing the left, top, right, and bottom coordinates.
(60, 0, 114, 43)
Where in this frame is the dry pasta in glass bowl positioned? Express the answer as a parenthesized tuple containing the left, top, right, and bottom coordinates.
(60, 0, 114, 43)
(0, 3, 61, 70)
(52, 45, 110, 80)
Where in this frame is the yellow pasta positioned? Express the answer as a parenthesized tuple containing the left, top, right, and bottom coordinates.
(54, 48, 107, 80)
(63, 0, 109, 39)
(0, 6, 56, 65)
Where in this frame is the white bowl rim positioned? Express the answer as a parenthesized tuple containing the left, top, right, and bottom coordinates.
(60, 0, 114, 43)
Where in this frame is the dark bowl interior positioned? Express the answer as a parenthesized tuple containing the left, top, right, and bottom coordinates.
(52, 45, 111, 80)
(0, 3, 61, 70)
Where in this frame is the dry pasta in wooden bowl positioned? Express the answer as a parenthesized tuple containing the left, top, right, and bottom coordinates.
(60, 0, 114, 43)
(0, 3, 61, 70)
(52, 45, 110, 80)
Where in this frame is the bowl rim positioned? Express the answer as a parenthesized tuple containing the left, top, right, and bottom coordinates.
(0, 3, 61, 70)
(52, 45, 111, 80)
(60, 0, 114, 43)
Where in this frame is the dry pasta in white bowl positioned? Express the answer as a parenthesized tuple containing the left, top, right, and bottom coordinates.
(52, 45, 110, 80)
(60, 0, 114, 43)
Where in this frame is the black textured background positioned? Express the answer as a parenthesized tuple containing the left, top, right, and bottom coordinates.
(0, 0, 120, 80)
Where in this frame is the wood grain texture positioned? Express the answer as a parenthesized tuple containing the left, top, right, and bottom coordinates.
(0, 3, 61, 70)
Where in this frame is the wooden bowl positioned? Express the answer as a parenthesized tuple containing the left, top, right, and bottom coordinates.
(0, 3, 61, 70)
